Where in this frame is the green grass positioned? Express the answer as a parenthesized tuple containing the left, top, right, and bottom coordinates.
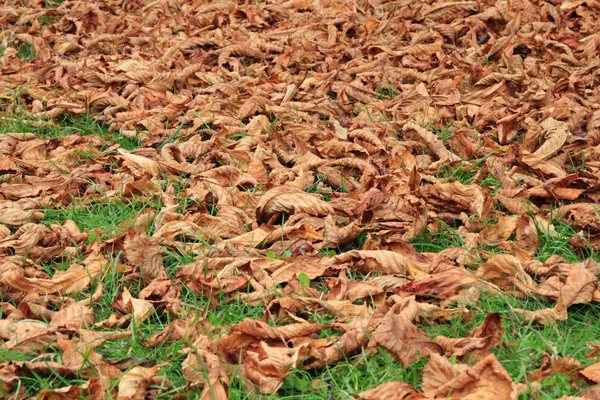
(0, 114, 141, 150)
(437, 164, 477, 184)
(304, 174, 333, 201)
(375, 85, 399, 100)
(41, 198, 158, 241)
(44, 0, 64, 8)
(411, 220, 465, 253)
(17, 43, 35, 61)
(480, 174, 502, 191)
(433, 125, 453, 142)
(535, 218, 598, 263)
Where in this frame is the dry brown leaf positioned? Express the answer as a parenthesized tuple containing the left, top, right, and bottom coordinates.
(327, 250, 429, 278)
(581, 362, 600, 384)
(49, 303, 95, 330)
(513, 263, 597, 325)
(355, 381, 420, 400)
(113, 287, 154, 324)
(476, 255, 537, 298)
(117, 365, 163, 400)
(422, 353, 522, 399)
(124, 233, 166, 285)
(255, 186, 334, 224)
(371, 309, 442, 367)
(182, 345, 228, 400)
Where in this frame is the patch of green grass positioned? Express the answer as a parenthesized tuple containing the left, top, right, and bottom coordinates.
(535, 218, 592, 263)
(179, 286, 264, 327)
(0, 114, 141, 150)
(163, 248, 199, 277)
(93, 251, 130, 319)
(433, 125, 453, 142)
(44, 0, 64, 8)
(334, 232, 368, 254)
(411, 220, 465, 253)
(0, 349, 35, 363)
(94, 310, 194, 397)
(375, 85, 399, 100)
(17, 43, 35, 61)
(480, 174, 502, 191)
(21, 371, 87, 398)
(41, 198, 157, 241)
(304, 175, 332, 201)
(438, 164, 476, 184)
(39, 247, 85, 277)
(420, 294, 600, 399)
(39, 14, 53, 26)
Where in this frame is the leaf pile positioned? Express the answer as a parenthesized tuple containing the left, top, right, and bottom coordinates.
(3, 0, 600, 398)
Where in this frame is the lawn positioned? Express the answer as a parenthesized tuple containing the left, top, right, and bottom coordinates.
(2, 0, 600, 399)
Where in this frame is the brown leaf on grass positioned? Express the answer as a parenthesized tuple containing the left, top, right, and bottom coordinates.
(355, 381, 420, 400)
(38, 378, 106, 400)
(522, 118, 568, 162)
(476, 255, 537, 298)
(557, 203, 600, 232)
(182, 346, 228, 400)
(403, 122, 460, 162)
(423, 353, 522, 399)
(113, 287, 154, 324)
(514, 264, 597, 325)
(477, 216, 518, 246)
(255, 186, 334, 224)
(397, 268, 497, 299)
(327, 250, 429, 278)
(118, 149, 163, 177)
(269, 257, 334, 284)
(242, 341, 305, 394)
(189, 274, 249, 296)
(421, 182, 490, 218)
(528, 355, 581, 383)
(0, 205, 43, 227)
(232, 319, 323, 340)
(57, 333, 122, 380)
(124, 233, 166, 285)
(0, 253, 107, 295)
(327, 273, 386, 305)
(117, 365, 164, 400)
(49, 303, 95, 330)
(0, 319, 54, 353)
(581, 361, 600, 384)
(301, 313, 382, 370)
(371, 308, 442, 367)
(434, 312, 504, 358)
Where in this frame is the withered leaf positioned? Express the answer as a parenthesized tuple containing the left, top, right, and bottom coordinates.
(423, 353, 522, 399)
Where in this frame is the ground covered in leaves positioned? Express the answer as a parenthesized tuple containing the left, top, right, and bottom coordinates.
(2, 0, 600, 398)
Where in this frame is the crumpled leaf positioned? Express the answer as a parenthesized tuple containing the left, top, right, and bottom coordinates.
(422, 353, 522, 399)
(355, 381, 420, 400)
(117, 365, 163, 400)
(476, 255, 537, 298)
(371, 307, 442, 367)
(513, 264, 597, 325)
(182, 342, 228, 400)
(255, 186, 334, 224)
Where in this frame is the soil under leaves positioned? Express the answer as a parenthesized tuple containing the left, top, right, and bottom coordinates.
(2, 0, 600, 398)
